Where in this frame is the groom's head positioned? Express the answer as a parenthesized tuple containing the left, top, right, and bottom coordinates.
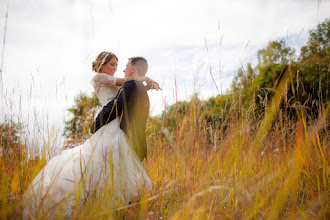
(124, 57, 148, 78)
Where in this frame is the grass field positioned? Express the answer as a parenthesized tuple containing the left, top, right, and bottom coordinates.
(1, 77, 329, 219)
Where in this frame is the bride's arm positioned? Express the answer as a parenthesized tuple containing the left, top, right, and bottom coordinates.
(91, 74, 117, 88)
(92, 74, 160, 90)
(116, 76, 161, 90)
(115, 76, 147, 86)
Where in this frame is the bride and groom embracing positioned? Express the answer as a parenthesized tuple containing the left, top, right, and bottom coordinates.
(23, 52, 160, 218)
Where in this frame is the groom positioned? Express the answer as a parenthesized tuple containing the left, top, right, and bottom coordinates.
(90, 57, 150, 161)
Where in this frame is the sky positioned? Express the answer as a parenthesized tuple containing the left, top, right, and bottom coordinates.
(0, 0, 329, 145)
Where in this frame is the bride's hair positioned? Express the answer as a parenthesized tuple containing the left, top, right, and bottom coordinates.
(92, 51, 118, 73)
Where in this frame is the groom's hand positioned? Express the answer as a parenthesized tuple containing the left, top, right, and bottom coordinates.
(146, 81, 161, 91)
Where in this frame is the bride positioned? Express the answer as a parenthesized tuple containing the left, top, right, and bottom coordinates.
(23, 51, 158, 219)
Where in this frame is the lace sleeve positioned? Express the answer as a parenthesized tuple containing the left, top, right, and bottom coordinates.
(90, 73, 117, 88)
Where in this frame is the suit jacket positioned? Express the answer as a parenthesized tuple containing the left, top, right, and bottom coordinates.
(90, 80, 149, 161)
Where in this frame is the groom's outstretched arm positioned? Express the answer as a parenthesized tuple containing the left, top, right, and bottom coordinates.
(90, 81, 134, 134)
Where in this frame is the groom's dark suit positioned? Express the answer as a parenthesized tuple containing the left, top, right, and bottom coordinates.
(90, 80, 149, 161)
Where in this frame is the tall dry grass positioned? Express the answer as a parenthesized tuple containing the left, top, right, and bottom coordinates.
(0, 66, 329, 219)
(145, 106, 329, 219)
(143, 67, 329, 219)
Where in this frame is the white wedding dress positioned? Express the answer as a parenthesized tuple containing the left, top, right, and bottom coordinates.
(23, 73, 152, 219)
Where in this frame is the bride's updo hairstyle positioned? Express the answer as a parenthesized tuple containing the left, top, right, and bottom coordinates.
(92, 51, 118, 73)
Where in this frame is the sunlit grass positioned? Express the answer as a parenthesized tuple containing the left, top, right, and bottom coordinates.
(0, 67, 329, 219)
(145, 104, 329, 219)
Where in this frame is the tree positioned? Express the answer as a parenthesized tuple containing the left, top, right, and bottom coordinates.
(230, 18, 330, 118)
(298, 18, 330, 110)
(204, 94, 234, 124)
(231, 63, 255, 94)
(300, 18, 329, 60)
(257, 40, 295, 68)
(232, 40, 295, 114)
(63, 92, 101, 148)
(256, 40, 295, 86)
(0, 119, 26, 165)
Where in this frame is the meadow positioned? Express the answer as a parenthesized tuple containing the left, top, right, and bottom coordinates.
(1, 78, 329, 219)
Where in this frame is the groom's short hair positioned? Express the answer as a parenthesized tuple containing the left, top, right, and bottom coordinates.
(129, 57, 148, 76)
